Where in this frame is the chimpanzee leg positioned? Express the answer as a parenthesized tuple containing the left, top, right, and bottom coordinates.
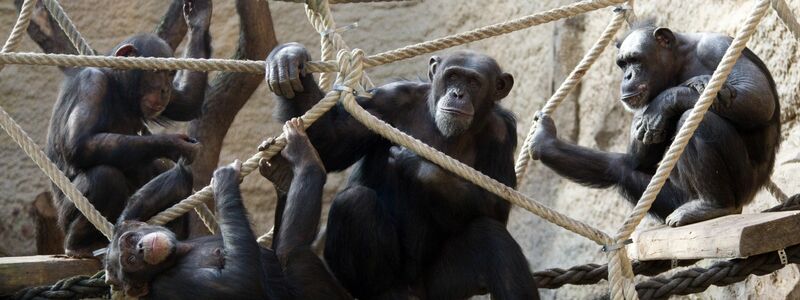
(60, 165, 131, 257)
(324, 185, 406, 299)
(666, 111, 748, 226)
(426, 217, 538, 300)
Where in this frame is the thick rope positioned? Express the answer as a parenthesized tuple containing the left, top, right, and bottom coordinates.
(605, 1, 773, 299)
(13, 271, 109, 300)
(41, 0, 96, 56)
(515, 7, 627, 179)
(0, 0, 627, 74)
(2, 0, 35, 53)
(772, 0, 800, 40)
(636, 245, 800, 299)
(306, 0, 340, 91)
(0, 2, 114, 240)
(0, 107, 114, 239)
(193, 197, 219, 234)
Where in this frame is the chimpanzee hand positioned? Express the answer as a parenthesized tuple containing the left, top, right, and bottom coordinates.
(529, 112, 557, 160)
(266, 43, 311, 99)
(634, 100, 672, 145)
(164, 133, 201, 163)
(683, 75, 736, 110)
(183, 0, 212, 31)
(211, 159, 242, 201)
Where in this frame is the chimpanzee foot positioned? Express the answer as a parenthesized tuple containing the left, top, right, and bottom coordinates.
(665, 200, 741, 227)
(281, 118, 324, 173)
(259, 155, 293, 194)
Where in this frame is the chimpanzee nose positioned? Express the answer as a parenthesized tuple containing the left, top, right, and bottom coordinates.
(450, 90, 463, 99)
(624, 72, 632, 81)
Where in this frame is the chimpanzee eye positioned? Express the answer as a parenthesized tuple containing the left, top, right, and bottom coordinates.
(616, 59, 627, 68)
(448, 74, 457, 81)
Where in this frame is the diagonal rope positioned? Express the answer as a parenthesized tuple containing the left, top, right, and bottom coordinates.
(515, 6, 627, 180)
(0, 0, 113, 240)
(772, 0, 800, 41)
(41, 0, 96, 56)
(605, 1, 773, 299)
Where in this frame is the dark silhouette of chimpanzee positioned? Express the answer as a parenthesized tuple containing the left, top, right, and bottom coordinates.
(530, 21, 780, 227)
(105, 118, 351, 299)
(45, 0, 211, 257)
(267, 43, 538, 299)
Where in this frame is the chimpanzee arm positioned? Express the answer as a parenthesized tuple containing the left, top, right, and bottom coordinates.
(160, 0, 212, 121)
(531, 114, 626, 188)
(655, 43, 776, 127)
(211, 164, 267, 287)
(274, 163, 325, 260)
(268, 43, 415, 172)
(116, 161, 193, 223)
(64, 70, 198, 168)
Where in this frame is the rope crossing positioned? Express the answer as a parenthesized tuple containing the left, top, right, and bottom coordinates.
(0, 0, 798, 299)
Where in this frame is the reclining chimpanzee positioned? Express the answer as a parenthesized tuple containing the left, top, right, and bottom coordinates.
(104, 118, 350, 299)
(267, 43, 538, 299)
(530, 21, 780, 226)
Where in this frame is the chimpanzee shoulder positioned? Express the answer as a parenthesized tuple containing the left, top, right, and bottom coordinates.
(369, 80, 430, 107)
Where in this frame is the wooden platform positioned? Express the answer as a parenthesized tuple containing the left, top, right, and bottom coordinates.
(0, 255, 102, 295)
(629, 211, 800, 261)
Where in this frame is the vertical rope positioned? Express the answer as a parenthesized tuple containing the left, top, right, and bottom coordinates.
(606, 1, 772, 298)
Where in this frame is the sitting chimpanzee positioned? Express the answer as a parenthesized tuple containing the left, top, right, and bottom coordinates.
(267, 43, 538, 299)
(45, 0, 211, 257)
(530, 21, 780, 226)
(105, 118, 351, 299)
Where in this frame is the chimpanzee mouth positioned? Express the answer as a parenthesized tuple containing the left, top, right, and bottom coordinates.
(439, 107, 473, 117)
(620, 92, 646, 109)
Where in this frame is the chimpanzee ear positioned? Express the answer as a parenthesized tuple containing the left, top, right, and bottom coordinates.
(495, 73, 514, 100)
(428, 56, 441, 81)
(652, 27, 676, 49)
(114, 44, 138, 57)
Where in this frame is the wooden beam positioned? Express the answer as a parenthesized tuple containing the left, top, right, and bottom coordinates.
(629, 211, 800, 261)
(0, 255, 102, 295)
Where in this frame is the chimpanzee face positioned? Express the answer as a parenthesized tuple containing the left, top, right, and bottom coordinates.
(428, 51, 513, 138)
(112, 35, 176, 120)
(105, 221, 178, 297)
(616, 27, 677, 111)
(139, 70, 175, 119)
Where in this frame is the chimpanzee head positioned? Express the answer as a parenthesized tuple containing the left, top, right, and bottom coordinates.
(110, 33, 176, 120)
(105, 221, 182, 297)
(615, 24, 680, 111)
(428, 51, 514, 138)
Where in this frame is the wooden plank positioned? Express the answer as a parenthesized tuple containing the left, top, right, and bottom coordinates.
(0, 255, 102, 295)
(629, 211, 800, 261)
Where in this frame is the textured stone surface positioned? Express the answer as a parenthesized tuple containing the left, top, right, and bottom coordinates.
(0, 0, 798, 298)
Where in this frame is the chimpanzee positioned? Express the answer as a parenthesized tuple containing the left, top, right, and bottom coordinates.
(105, 118, 351, 299)
(530, 21, 780, 226)
(45, 0, 211, 257)
(267, 43, 538, 299)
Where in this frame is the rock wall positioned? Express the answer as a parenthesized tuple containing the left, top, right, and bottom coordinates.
(0, 0, 798, 298)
